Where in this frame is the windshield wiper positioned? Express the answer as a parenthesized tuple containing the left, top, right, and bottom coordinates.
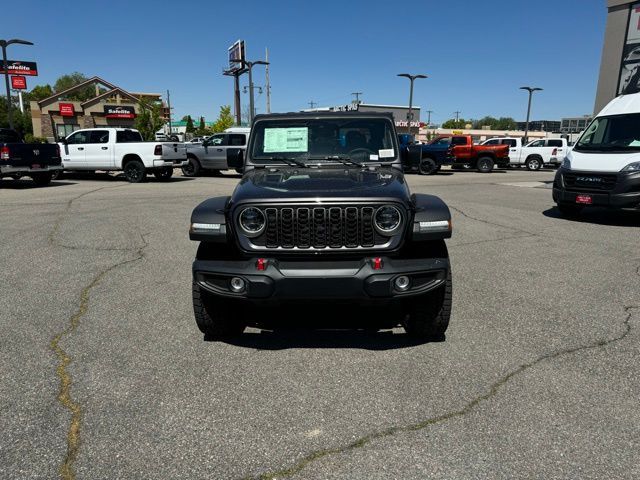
(309, 155, 367, 168)
(259, 156, 309, 168)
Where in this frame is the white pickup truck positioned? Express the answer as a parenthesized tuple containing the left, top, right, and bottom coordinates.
(58, 128, 187, 182)
(481, 137, 568, 170)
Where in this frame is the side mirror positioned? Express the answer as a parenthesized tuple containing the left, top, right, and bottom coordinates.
(227, 148, 244, 169)
(60, 137, 68, 145)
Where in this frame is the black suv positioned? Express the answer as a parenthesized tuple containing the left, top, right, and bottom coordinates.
(189, 112, 453, 339)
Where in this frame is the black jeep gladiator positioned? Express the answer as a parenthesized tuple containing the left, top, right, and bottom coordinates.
(0, 128, 62, 186)
(189, 112, 453, 339)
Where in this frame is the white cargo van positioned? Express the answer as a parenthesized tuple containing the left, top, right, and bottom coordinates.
(552, 93, 640, 216)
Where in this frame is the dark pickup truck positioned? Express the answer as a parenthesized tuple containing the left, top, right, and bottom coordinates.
(398, 134, 453, 175)
(189, 111, 453, 340)
(0, 129, 62, 186)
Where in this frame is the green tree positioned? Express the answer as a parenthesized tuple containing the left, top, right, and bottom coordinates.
(27, 84, 54, 102)
(185, 115, 195, 133)
(134, 97, 166, 141)
(495, 117, 517, 130)
(0, 95, 33, 135)
(442, 118, 467, 129)
(53, 72, 100, 101)
(212, 105, 234, 133)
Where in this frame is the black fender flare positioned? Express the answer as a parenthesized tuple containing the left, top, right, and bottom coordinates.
(189, 196, 230, 242)
(410, 194, 452, 240)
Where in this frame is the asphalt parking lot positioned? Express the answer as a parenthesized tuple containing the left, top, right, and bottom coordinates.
(1, 168, 639, 480)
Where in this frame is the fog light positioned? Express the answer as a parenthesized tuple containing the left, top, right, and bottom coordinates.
(394, 275, 411, 291)
(230, 277, 246, 293)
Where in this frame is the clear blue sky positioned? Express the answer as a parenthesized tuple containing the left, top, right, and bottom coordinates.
(8, 0, 605, 124)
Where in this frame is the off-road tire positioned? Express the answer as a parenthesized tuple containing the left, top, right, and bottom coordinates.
(192, 279, 245, 338)
(124, 159, 146, 183)
(153, 167, 173, 181)
(557, 203, 584, 217)
(419, 158, 437, 175)
(182, 157, 201, 177)
(51, 170, 63, 180)
(403, 269, 452, 340)
(31, 172, 53, 187)
(525, 156, 543, 171)
(476, 157, 494, 173)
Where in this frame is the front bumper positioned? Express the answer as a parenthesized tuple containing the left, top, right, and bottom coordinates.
(0, 164, 62, 175)
(193, 256, 449, 303)
(553, 169, 640, 209)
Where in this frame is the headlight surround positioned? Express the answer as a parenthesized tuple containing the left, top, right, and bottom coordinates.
(374, 205, 402, 235)
(238, 207, 266, 237)
(621, 161, 640, 173)
(561, 158, 571, 170)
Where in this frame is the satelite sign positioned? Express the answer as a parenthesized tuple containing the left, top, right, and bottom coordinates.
(104, 105, 136, 119)
(0, 60, 38, 76)
(228, 40, 246, 72)
(11, 76, 27, 90)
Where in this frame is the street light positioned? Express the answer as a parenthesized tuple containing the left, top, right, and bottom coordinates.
(232, 58, 269, 124)
(520, 86, 543, 144)
(398, 73, 427, 135)
(1, 38, 34, 130)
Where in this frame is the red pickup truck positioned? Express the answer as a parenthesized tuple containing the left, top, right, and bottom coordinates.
(429, 135, 510, 173)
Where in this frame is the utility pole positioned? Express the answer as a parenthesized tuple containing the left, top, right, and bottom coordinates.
(265, 47, 271, 114)
(351, 92, 363, 104)
(426, 110, 433, 126)
(166, 90, 172, 137)
(454, 111, 461, 123)
(520, 86, 543, 144)
(397, 73, 427, 134)
(308, 101, 317, 109)
(1, 38, 34, 130)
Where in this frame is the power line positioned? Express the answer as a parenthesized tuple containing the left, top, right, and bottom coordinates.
(308, 100, 317, 109)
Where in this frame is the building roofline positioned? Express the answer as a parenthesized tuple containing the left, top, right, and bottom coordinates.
(37, 76, 120, 106)
(80, 87, 139, 106)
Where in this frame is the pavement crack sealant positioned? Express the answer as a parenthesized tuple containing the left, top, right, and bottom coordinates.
(249, 303, 639, 480)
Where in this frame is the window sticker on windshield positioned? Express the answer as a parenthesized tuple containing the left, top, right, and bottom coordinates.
(369, 154, 379, 160)
(630, 140, 640, 146)
(264, 127, 308, 152)
(379, 149, 394, 158)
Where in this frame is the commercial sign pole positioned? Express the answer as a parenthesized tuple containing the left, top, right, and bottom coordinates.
(397, 73, 427, 134)
(11, 76, 27, 113)
(520, 86, 543, 144)
(224, 40, 247, 126)
(0, 39, 34, 130)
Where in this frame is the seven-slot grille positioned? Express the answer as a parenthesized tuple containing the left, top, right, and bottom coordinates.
(562, 172, 617, 191)
(246, 205, 385, 249)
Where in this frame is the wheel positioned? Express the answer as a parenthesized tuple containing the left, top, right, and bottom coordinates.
(476, 157, 494, 173)
(153, 167, 173, 181)
(192, 279, 246, 338)
(403, 269, 452, 340)
(525, 156, 543, 171)
(557, 203, 584, 217)
(418, 158, 437, 175)
(31, 172, 53, 187)
(51, 170, 64, 180)
(124, 160, 146, 183)
(235, 167, 244, 174)
(181, 157, 201, 177)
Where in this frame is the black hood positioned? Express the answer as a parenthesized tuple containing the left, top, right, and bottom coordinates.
(231, 167, 410, 204)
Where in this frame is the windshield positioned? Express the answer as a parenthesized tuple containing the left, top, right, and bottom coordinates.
(574, 114, 640, 152)
(250, 118, 397, 165)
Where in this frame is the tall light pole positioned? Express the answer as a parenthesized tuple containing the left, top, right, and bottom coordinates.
(1, 38, 34, 130)
(233, 58, 269, 124)
(520, 86, 543, 144)
(397, 73, 427, 135)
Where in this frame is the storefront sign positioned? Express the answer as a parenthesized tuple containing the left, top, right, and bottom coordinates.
(104, 105, 136, 119)
(395, 121, 423, 128)
(11, 76, 27, 90)
(330, 104, 359, 112)
(0, 60, 38, 76)
(59, 103, 75, 117)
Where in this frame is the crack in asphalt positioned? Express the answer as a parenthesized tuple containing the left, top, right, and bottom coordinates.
(47, 185, 149, 480)
(449, 204, 537, 236)
(248, 303, 639, 480)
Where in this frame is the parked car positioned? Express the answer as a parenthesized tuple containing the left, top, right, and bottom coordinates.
(430, 135, 510, 172)
(58, 128, 187, 183)
(0, 128, 62, 186)
(482, 137, 568, 170)
(397, 133, 453, 175)
(188, 111, 453, 339)
(182, 130, 249, 176)
(553, 91, 640, 216)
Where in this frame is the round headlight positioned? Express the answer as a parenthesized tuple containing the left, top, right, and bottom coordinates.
(374, 205, 402, 235)
(239, 207, 265, 236)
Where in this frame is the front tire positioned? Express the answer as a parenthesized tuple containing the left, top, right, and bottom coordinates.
(403, 269, 452, 340)
(192, 280, 246, 338)
(153, 167, 173, 181)
(419, 157, 437, 175)
(477, 157, 494, 173)
(182, 157, 201, 177)
(31, 172, 53, 187)
(124, 160, 146, 183)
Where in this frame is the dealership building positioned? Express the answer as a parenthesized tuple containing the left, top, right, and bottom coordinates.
(30, 76, 168, 141)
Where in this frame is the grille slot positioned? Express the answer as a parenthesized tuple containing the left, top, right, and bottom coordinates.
(563, 172, 617, 191)
(241, 205, 393, 250)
